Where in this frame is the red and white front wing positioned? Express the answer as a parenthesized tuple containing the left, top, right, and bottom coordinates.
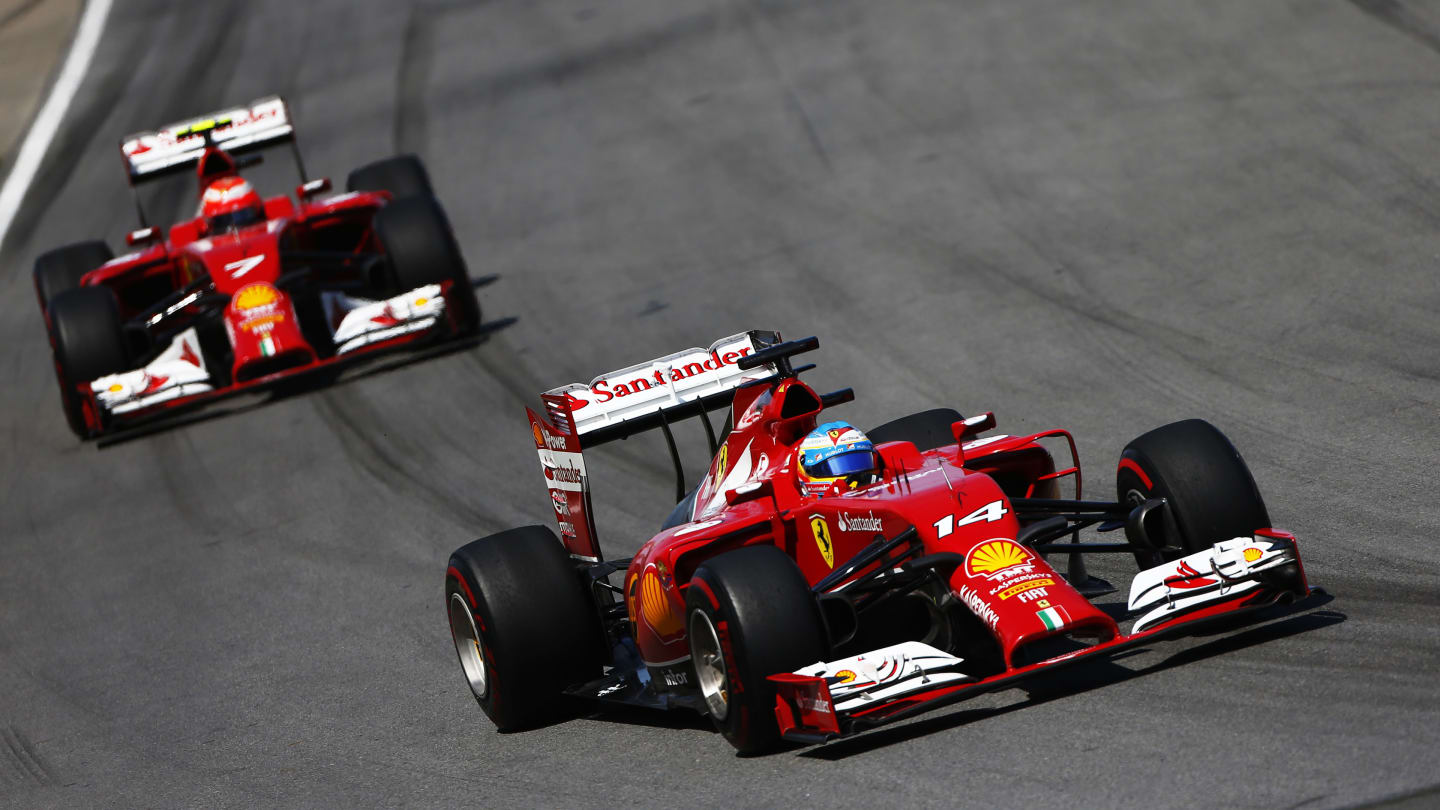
(91, 328, 213, 415)
(772, 532, 1307, 742)
(85, 285, 446, 418)
(1127, 532, 1304, 633)
(323, 284, 445, 356)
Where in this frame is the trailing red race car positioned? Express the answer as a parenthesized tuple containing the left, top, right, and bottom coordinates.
(444, 332, 1313, 753)
(33, 96, 480, 439)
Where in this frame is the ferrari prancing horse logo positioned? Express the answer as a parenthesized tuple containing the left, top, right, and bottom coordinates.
(810, 514, 834, 568)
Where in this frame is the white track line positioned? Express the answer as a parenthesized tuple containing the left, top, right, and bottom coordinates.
(0, 0, 115, 252)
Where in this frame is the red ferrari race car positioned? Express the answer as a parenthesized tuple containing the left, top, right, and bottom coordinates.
(444, 332, 1313, 753)
(33, 96, 480, 440)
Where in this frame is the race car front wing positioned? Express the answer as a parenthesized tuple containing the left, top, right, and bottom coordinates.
(83, 284, 449, 425)
(771, 532, 1309, 743)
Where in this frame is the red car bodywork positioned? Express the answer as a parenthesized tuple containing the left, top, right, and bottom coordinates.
(523, 332, 1310, 744)
(52, 184, 470, 437)
(39, 98, 475, 439)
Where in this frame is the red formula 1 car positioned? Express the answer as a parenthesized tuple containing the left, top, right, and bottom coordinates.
(444, 333, 1311, 753)
(33, 97, 480, 439)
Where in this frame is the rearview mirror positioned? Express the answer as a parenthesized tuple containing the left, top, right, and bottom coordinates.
(725, 479, 774, 506)
(126, 226, 159, 246)
(953, 412, 996, 443)
(297, 178, 331, 199)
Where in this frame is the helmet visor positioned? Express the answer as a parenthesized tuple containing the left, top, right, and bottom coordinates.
(805, 450, 877, 480)
(209, 206, 265, 231)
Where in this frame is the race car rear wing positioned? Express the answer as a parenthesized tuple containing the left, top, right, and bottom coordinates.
(527, 331, 785, 561)
(120, 96, 297, 183)
(541, 331, 782, 446)
(119, 96, 314, 228)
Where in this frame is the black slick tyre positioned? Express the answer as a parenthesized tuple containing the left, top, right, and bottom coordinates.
(685, 545, 828, 755)
(445, 526, 603, 731)
(373, 195, 479, 334)
(1117, 419, 1270, 563)
(869, 408, 963, 452)
(345, 154, 433, 199)
(34, 241, 112, 312)
(46, 286, 129, 437)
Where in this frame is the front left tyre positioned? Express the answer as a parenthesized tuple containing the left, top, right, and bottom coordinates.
(445, 526, 604, 731)
(346, 154, 434, 200)
(685, 545, 828, 755)
(373, 194, 480, 335)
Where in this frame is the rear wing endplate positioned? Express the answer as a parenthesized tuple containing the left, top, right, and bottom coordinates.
(120, 96, 294, 184)
(527, 331, 782, 560)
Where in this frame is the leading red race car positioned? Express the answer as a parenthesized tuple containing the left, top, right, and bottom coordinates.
(444, 332, 1312, 753)
(33, 97, 480, 439)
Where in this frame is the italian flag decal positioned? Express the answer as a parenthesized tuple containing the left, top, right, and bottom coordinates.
(259, 336, 276, 357)
(1037, 605, 1070, 630)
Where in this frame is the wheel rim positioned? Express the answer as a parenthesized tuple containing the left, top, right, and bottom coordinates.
(688, 609, 729, 721)
(447, 592, 489, 699)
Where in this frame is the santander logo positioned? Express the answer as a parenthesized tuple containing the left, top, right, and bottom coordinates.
(588, 347, 753, 403)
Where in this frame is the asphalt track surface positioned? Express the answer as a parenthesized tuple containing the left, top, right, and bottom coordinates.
(2, 1, 1439, 807)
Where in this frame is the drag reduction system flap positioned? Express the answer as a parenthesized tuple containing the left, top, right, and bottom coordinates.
(120, 96, 295, 183)
(540, 330, 781, 447)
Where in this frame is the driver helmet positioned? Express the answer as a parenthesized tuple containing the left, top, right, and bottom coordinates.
(200, 176, 265, 232)
(796, 420, 879, 494)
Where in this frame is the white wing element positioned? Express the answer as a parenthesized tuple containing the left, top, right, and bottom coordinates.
(121, 97, 292, 179)
(790, 641, 971, 713)
(1127, 535, 1301, 633)
(544, 332, 777, 436)
(323, 284, 445, 356)
(91, 328, 213, 414)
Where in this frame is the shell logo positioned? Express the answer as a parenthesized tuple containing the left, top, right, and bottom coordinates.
(639, 569, 683, 637)
(835, 669, 857, 684)
(233, 283, 278, 311)
(625, 573, 639, 624)
(532, 423, 544, 448)
(965, 539, 1033, 578)
(1243, 547, 1263, 563)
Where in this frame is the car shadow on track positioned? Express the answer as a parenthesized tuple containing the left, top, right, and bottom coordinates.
(94, 311, 517, 449)
(573, 704, 714, 733)
(796, 594, 1344, 761)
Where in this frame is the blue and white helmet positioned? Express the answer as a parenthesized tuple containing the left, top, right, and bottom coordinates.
(796, 420, 878, 492)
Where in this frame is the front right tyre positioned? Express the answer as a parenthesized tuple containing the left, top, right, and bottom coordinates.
(1117, 419, 1270, 565)
(33, 240, 112, 312)
(45, 286, 130, 437)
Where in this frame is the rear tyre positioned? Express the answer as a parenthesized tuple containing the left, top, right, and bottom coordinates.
(373, 195, 480, 335)
(34, 241, 112, 311)
(869, 408, 963, 452)
(46, 287, 130, 437)
(1117, 419, 1270, 563)
(445, 526, 604, 731)
(685, 545, 828, 755)
(346, 154, 434, 199)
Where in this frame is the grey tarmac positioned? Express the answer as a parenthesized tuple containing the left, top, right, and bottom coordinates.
(1, 1, 1437, 807)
